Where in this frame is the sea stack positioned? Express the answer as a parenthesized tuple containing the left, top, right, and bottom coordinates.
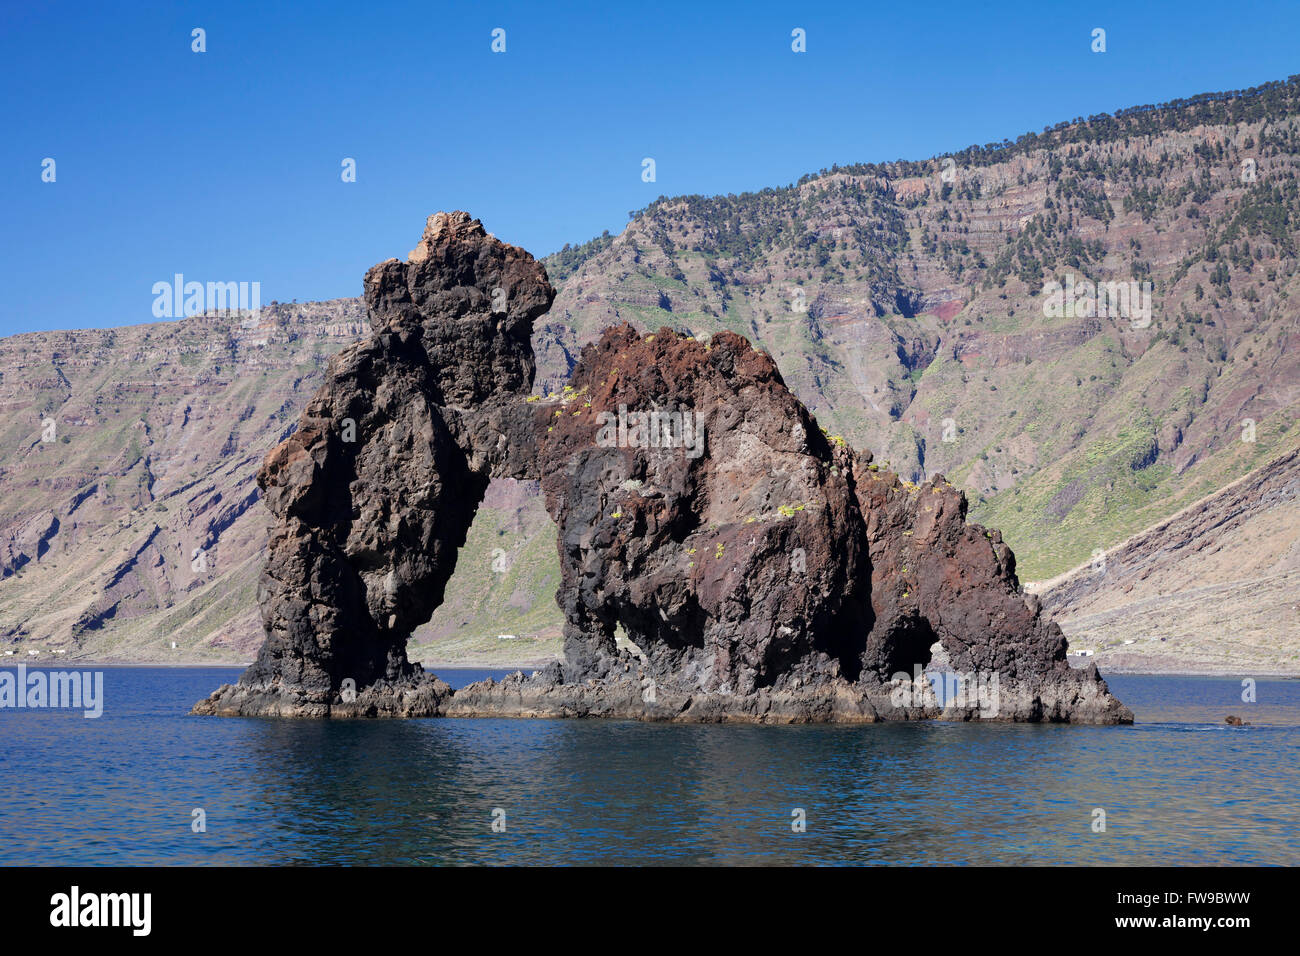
(193, 212, 554, 716)
(194, 213, 1131, 724)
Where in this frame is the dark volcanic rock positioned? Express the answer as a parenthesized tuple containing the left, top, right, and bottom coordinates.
(192, 212, 554, 717)
(450, 325, 1130, 724)
(530, 325, 872, 694)
(195, 213, 1130, 724)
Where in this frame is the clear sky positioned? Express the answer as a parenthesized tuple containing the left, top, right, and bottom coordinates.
(2, 0, 1298, 335)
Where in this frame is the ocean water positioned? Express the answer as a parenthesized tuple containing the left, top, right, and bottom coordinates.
(1, 667, 1297, 865)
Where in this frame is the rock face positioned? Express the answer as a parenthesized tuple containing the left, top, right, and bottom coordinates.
(530, 325, 872, 693)
(193, 212, 553, 716)
(195, 213, 1131, 723)
(449, 325, 1131, 723)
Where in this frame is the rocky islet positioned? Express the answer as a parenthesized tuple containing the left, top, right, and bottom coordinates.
(193, 213, 1132, 724)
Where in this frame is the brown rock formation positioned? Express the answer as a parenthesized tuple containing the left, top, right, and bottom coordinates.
(193, 212, 553, 716)
(529, 325, 872, 692)
(195, 213, 1131, 723)
(449, 325, 1130, 723)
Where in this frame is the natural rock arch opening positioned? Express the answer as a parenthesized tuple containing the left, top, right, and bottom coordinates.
(412, 476, 561, 662)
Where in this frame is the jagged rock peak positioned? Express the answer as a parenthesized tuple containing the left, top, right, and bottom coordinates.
(407, 210, 487, 262)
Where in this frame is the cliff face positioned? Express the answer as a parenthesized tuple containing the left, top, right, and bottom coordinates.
(538, 85, 1300, 585)
(195, 215, 1130, 724)
(0, 299, 370, 662)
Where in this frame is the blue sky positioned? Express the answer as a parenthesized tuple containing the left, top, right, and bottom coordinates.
(2, 0, 1298, 335)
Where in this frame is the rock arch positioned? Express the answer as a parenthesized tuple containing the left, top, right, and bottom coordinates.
(194, 213, 1131, 724)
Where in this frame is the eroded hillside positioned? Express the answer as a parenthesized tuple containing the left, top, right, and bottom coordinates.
(1034, 448, 1300, 674)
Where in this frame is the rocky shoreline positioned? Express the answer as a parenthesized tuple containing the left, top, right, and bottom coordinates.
(193, 656, 1132, 724)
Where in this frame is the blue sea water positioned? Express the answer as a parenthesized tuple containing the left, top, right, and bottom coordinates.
(0, 667, 1296, 865)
